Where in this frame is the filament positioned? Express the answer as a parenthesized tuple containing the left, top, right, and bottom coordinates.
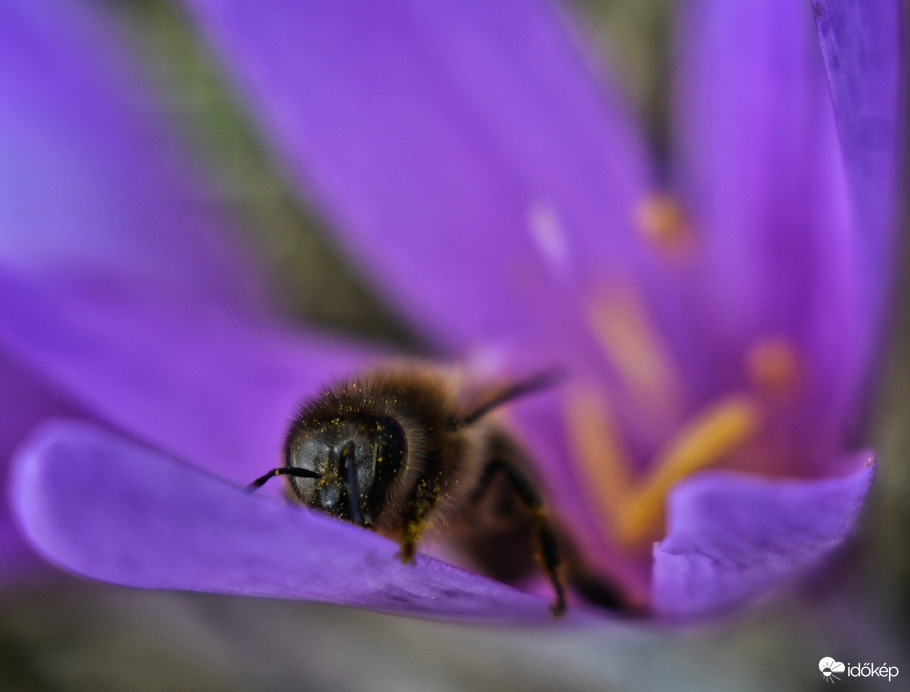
(586, 289, 680, 414)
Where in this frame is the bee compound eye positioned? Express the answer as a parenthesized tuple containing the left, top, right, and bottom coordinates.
(282, 432, 333, 504)
(367, 416, 406, 498)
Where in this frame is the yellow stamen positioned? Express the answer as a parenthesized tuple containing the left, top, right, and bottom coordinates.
(635, 193, 693, 258)
(565, 387, 632, 526)
(747, 337, 802, 396)
(566, 388, 762, 550)
(586, 289, 680, 414)
(614, 395, 761, 546)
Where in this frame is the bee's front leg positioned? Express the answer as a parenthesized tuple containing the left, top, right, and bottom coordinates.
(397, 524, 421, 564)
(394, 480, 440, 564)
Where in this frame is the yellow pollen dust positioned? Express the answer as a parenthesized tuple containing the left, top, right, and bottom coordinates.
(566, 389, 761, 549)
(747, 337, 802, 396)
(635, 193, 693, 258)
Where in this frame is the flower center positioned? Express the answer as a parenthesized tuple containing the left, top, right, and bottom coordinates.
(565, 194, 803, 549)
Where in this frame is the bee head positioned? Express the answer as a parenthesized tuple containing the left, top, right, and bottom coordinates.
(284, 415, 406, 526)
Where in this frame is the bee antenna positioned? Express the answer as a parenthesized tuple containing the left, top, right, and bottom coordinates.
(247, 467, 321, 491)
(463, 369, 565, 425)
(339, 442, 363, 523)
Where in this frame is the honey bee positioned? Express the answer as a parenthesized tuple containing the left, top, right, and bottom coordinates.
(249, 364, 625, 616)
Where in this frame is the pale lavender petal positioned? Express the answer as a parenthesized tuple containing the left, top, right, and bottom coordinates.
(0, 1, 264, 311)
(673, 1, 869, 469)
(0, 270, 373, 485)
(813, 0, 903, 351)
(180, 0, 655, 353)
(652, 453, 874, 618)
(10, 420, 570, 621)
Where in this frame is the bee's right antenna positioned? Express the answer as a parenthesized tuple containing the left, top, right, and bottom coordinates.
(247, 467, 321, 491)
(463, 369, 565, 425)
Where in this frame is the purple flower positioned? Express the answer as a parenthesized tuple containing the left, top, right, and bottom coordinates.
(2, 0, 902, 622)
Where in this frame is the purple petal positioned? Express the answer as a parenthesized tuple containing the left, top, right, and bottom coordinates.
(0, 0, 264, 311)
(180, 0, 654, 352)
(10, 420, 572, 621)
(0, 270, 372, 485)
(672, 1, 874, 468)
(652, 453, 874, 618)
(812, 0, 903, 350)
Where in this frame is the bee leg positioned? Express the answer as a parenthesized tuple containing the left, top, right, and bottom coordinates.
(398, 528, 419, 564)
(471, 458, 566, 617)
(396, 480, 440, 564)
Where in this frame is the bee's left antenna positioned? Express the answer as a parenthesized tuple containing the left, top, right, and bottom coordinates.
(247, 467, 321, 491)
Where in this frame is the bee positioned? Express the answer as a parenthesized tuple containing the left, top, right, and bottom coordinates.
(249, 364, 625, 616)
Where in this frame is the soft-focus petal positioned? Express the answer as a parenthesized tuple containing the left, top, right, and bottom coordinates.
(11, 420, 579, 621)
(0, 349, 85, 575)
(0, 270, 372, 484)
(673, 1, 868, 470)
(652, 454, 874, 618)
(812, 0, 903, 350)
(180, 0, 655, 354)
(0, 0, 264, 311)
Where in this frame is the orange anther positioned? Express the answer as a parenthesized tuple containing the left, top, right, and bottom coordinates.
(635, 194, 693, 258)
(747, 337, 801, 396)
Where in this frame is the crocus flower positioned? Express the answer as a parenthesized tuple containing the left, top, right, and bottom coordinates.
(3, 0, 902, 622)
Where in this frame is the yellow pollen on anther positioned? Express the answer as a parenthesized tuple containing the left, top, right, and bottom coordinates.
(614, 395, 762, 546)
(747, 337, 802, 396)
(635, 193, 693, 258)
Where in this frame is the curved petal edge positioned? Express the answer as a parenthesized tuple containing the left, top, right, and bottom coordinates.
(651, 453, 874, 617)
